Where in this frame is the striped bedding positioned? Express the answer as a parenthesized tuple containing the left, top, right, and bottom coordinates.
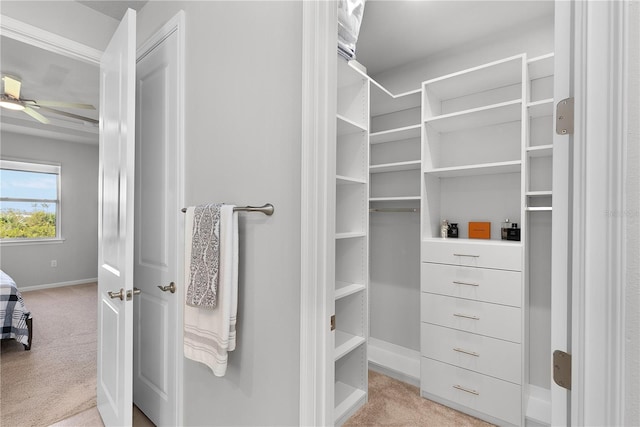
(0, 270, 31, 346)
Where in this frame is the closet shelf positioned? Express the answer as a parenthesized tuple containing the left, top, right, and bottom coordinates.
(337, 114, 367, 136)
(528, 53, 555, 80)
(422, 237, 523, 247)
(336, 175, 367, 185)
(369, 196, 421, 202)
(528, 98, 554, 118)
(370, 160, 421, 174)
(370, 82, 421, 117)
(334, 382, 366, 423)
(370, 124, 421, 144)
(424, 99, 522, 133)
(527, 145, 553, 158)
(526, 190, 552, 197)
(335, 231, 366, 240)
(425, 160, 521, 178)
(423, 54, 524, 101)
(334, 331, 365, 361)
(335, 281, 366, 300)
(526, 206, 553, 212)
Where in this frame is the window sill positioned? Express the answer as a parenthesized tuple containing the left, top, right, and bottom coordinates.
(0, 238, 66, 247)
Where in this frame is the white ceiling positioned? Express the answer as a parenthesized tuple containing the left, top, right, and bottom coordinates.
(356, 0, 555, 76)
(0, 1, 146, 143)
(76, 1, 148, 20)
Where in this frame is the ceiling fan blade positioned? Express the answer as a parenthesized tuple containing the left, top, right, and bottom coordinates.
(37, 105, 98, 124)
(2, 76, 21, 99)
(29, 100, 95, 110)
(23, 106, 50, 124)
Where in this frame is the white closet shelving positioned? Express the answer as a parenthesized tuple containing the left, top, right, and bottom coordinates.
(524, 53, 555, 425)
(366, 72, 422, 382)
(334, 56, 369, 425)
(420, 54, 527, 426)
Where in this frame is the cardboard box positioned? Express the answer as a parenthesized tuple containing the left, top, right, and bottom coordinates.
(469, 221, 491, 239)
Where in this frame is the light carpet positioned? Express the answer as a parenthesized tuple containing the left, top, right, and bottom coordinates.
(1, 283, 97, 427)
(345, 370, 494, 426)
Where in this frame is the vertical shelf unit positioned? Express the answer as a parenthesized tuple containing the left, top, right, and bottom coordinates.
(524, 53, 554, 425)
(367, 77, 423, 375)
(420, 55, 527, 426)
(334, 56, 369, 425)
(369, 80, 422, 206)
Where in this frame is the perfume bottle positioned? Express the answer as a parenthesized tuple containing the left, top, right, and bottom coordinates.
(506, 223, 521, 241)
(501, 219, 511, 240)
(440, 219, 449, 238)
(447, 223, 459, 238)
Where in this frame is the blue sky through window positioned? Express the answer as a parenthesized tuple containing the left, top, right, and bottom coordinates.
(0, 169, 58, 213)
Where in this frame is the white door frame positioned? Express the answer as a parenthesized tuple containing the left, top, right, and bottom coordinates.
(570, 1, 630, 425)
(134, 10, 185, 426)
(300, 1, 338, 426)
(299, 1, 632, 425)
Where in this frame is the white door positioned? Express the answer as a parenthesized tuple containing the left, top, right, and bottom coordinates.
(97, 9, 137, 427)
(133, 21, 182, 426)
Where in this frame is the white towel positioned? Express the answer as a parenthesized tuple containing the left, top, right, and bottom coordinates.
(184, 204, 238, 376)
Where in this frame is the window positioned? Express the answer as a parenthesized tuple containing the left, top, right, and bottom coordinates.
(0, 160, 61, 241)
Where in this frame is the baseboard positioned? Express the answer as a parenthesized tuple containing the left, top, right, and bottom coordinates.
(368, 337, 420, 387)
(20, 278, 97, 292)
(525, 384, 551, 426)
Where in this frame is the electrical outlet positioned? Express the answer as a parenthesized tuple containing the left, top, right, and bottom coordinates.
(50, 260, 57, 268)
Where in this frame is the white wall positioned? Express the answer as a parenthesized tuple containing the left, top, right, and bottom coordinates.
(138, 2, 302, 425)
(0, 132, 99, 288)
(371, 16, 554, 93)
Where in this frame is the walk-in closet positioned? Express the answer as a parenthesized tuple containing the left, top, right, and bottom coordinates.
(333, 1, 559, 425)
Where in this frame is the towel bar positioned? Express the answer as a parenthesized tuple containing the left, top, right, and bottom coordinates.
(181, 203, 274, 216)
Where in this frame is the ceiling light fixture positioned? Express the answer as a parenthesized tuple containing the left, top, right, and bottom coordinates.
(0, 94, 25, 111)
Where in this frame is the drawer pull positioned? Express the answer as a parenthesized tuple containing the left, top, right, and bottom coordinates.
(453, 347, 480, 357)
(452, 280, 479, 287)
(453, 384, 480, 395)
(453, 253, 480, 258)
(453, 313, 480, 320)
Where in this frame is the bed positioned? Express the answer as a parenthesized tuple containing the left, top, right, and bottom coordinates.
(1, 270, 32, 350)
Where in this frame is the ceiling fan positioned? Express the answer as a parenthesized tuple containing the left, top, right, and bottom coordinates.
(0, 75, 98, 125)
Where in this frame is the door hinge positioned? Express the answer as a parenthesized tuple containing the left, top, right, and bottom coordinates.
(553, 350, 572, 390)
(330, 315, 336, 331)
(556, 97, 574, 135)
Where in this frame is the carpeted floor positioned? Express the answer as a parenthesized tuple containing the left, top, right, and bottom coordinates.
(345, 370, 493, 426)
(1, 283, 98, 427)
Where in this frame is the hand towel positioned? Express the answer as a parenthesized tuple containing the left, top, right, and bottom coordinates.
(186, 203, 222, 308)
(184, 204, 238, 377)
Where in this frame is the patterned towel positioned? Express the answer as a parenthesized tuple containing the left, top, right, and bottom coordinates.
(186, 203, 222, 308)
(184, 205, 238, 377)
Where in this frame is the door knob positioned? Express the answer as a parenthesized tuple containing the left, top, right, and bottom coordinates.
(157, 282, 176, 293)
(108, 288, 125, 301)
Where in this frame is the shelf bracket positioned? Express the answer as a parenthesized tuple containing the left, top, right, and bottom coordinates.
(556, 97, 574, 135)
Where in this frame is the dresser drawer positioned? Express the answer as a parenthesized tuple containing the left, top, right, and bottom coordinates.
(422, 239, 522, 271)
(421, 293, 521, 343)
(421, 262, 522, 307)
(421, 357, 522, 425)
(421, 323, 521, 384)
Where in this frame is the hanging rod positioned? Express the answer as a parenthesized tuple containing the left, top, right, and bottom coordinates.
(369, 208, 420, 213)
(181, 203, 274, 216)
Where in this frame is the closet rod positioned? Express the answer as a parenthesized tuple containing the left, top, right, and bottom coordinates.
(181, 203, 274, 216)
(369, 208, 420, 213)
